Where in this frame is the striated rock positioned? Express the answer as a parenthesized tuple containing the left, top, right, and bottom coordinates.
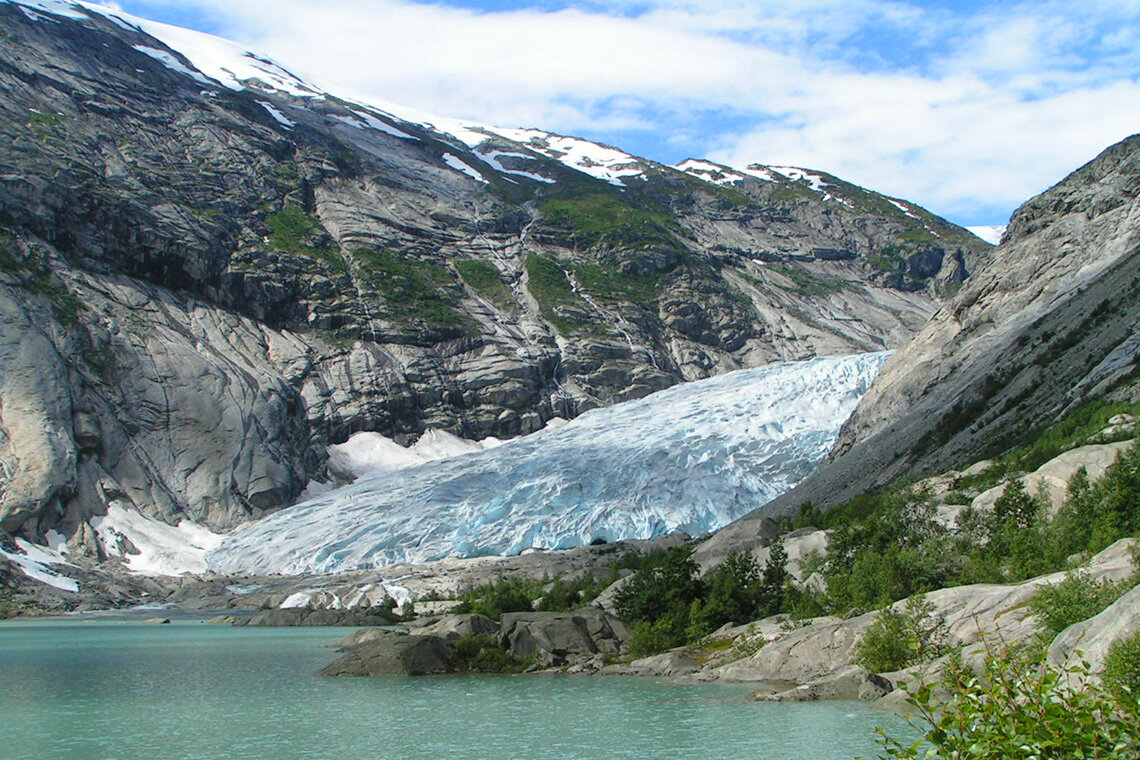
(499, 608, 629, 666)
(318, 634, 458, 676)
(742, 134, 1140, 522)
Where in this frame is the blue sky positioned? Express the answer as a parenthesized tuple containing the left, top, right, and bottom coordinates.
(103, 0, 1140, 227)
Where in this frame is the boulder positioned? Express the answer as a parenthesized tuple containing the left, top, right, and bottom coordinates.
(317, 634, 458, 676)
(407, 613, 498, 641)
(499, 608, 629, 666)
(755, 666, 893, 702)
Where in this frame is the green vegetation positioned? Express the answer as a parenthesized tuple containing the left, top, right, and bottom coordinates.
(954, 394, 1140, 491)
(785, 435, 1140, 617)
(353, 247, 472, 333)
(1105, 630, 1140, 710)
(876, 644, 1140, 759)
(613, 545, 796, 656)
(264, 204, 346, 274)
(26, 111, 67, 138)
(539, 194, 683, 251)
(452, 634, 533, 674)
(456, 258, 514, 310)
(765, 263, 850, 297)
(0, 242, 84, 323)
(454, 572, 612, 620)
(573, 262, 663, 302)
(0, 234, 18, 272)
(524, 253, 593, 335)
(855, 596, 948, 673)
(1029, 571, 1133, 635)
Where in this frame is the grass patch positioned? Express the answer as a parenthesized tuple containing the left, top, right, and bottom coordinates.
(539, 195, 682, 251)
(524, 253, 593, 335)
(765, 263, 849, 296)
(265, 205, 346, 274)
(456, 259, 514, 310)
(573, 262, 662, 302)
(353, 247, 472, 332)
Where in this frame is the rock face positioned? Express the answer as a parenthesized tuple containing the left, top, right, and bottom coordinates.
(709, 134, 1140, 536)
(0, 2, 987, 546)
(499, 609, 629, 666)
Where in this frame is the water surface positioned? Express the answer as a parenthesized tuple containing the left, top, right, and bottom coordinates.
(0, 619, 910, 760)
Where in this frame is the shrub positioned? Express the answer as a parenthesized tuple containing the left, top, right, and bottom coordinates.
(1104, 629, 1140, 709)
(1029, 572, 1131, 636)
(856, 595, 947, 674)
(452, 634, 530, 674)
(457, 577, 539, 620)
(875, 644, 1140, 759)
(628, 619, 679, 658)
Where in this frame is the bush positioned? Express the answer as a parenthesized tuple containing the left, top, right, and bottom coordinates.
(628, 619, 679, 658)
(1104, 629, 1140, 709)
(457, 577, 539, 620)
(1029, 572, 1131, 635)
(856, 596, 947, 674)
(452, 634, 530, 674)
(876, 644, 1140, 759)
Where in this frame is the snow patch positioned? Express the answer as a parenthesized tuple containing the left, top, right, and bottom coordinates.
(209, 353, 890, 575)
(442, 153, 487, 183)
(0, 539, 78, 592)
(10, 1, 85, 21)
(674, 159, 746, 186)
(327, 429, 503, 480)
(887, 199, 921, 219)
(488, 128, 646, 186)
(131, 46, 212, 86)
(91, 504, 225, 576)
(258, 101, 295, 127)
(333, 110, 419, 141)
(477, 150, 555, 183)
(771, 166, 833, 193)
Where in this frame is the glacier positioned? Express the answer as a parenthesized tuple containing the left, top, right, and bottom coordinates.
(207, 353, 889, 575)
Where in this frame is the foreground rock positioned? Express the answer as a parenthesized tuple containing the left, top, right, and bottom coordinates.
(318, 634, 458, 676)
(318, 609, 631, 676)
(752, 666, 892, 702)
(499, 609, 629, 667)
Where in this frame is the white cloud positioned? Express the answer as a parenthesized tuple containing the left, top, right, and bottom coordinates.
(113, 0, 1140, 224)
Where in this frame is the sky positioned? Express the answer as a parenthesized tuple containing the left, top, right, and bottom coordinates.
(95, 0, 1140, 227)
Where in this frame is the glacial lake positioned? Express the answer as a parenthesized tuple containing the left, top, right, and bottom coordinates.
(0, 619, 913, 760)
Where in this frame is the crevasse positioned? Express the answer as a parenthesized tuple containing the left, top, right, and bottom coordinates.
(207, 352, 889, 575)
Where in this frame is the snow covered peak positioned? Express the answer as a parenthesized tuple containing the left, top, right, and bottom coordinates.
(208, 353, 889, 575)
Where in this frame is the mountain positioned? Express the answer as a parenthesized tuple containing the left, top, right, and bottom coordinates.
(701, 134, 1140, 557)
(0, 0, 988, 552)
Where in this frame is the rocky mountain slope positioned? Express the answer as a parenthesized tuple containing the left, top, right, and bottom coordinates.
(704, 133, 1140, 551)
(0, 0, 988, 549)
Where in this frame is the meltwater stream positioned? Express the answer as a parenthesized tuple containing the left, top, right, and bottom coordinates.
(209, 353, 889, 574)
(0, 620, 914, 760)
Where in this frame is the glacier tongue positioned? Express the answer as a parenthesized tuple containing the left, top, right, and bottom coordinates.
(207, 353, 889, 575)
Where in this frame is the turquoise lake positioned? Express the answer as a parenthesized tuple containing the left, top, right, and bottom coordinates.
(0, 619, 913, 760)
